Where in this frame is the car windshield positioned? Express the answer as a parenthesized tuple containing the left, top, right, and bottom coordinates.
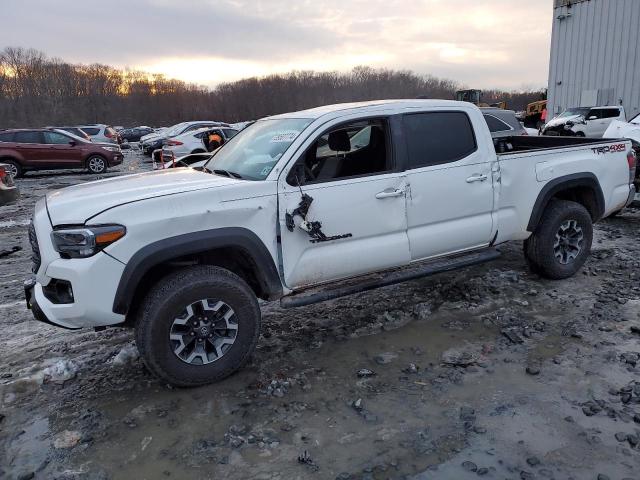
(203, 118, 312, 180)
(558, 108, 590, 118)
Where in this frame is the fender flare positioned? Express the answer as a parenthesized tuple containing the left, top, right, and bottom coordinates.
(527, 172, 605, 232)
(112, 227, 283, 314)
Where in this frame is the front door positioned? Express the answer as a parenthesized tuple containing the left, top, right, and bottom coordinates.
(43, 131, 83, 167)
(402, 110, 496, 261)
(278, 118, 410, 290)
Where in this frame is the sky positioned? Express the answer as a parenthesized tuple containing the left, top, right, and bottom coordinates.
(1, 0, 554, 90)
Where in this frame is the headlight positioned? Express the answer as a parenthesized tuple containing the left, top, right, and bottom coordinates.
(102, 146, 121, 152)
(51, 225, 126, 258)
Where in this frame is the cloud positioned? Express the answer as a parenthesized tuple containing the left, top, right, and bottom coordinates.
(0, 0, 553, 89)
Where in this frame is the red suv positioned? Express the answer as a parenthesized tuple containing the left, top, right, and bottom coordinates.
(0, 128, 123, 177)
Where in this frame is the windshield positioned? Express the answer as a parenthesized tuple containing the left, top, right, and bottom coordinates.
(558, 108, 590, 119)
(204, 118, 312, 180)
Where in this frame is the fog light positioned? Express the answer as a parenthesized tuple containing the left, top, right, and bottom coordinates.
(42, 279, 74, 304)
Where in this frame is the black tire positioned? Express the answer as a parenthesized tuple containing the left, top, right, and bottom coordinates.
(135, 266, 261, 387)
(523, 236, 542, 274)
(575, 131, 586, 137)
(3, 159, 22, 178)
(86, 155, 107, 174)
(526, 199, 593, 279)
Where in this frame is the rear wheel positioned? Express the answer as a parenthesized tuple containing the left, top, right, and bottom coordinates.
(525, 200, 593, 279)
(87, 155, 107, 174)
(135, 266, 261, 387)
(3, 160, 22, 178)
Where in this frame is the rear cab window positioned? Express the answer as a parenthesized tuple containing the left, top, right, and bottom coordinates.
(403, 111, 477, 168)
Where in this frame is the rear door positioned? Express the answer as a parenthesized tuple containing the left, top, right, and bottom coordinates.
(43, 131, 84, 167)
(403, 109, 496, 261)
(278, 116, 410, 289)
(12, 131, 51, 168)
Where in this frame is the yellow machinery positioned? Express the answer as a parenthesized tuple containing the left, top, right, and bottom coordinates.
(455, 89, 506, 109)
(524, 99, 547, 128)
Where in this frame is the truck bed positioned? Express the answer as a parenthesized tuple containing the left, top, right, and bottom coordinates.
(495, 135, 623, 155)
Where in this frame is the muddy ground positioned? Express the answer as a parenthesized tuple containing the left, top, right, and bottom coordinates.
(1, 149, 640, 480)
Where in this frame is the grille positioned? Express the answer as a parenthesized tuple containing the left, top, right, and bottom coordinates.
(28, 221, 41, 274)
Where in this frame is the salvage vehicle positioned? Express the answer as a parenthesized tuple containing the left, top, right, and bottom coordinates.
(25, 100, 636, 387)
(0, 128, 123, 177)
(0, 162, 19, 205)
(119, 126, 154, 143)
(162, 126, 239, 157)
(542, 106, 626, 137)
(140, 121, 228, 155)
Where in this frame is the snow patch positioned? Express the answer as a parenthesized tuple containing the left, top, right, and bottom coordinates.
(112, 344, 139, 366)
(0, 219, 30, 228)
(42, 359, 78, 384)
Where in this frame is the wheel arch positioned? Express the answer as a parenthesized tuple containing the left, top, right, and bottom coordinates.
(527, 173, 605, 232)
(112, 227, 283, 318)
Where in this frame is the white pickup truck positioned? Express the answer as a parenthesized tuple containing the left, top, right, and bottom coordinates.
(25, 100, 636, 386)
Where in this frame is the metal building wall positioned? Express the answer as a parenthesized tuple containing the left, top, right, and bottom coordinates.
(547, 0, 640, 119)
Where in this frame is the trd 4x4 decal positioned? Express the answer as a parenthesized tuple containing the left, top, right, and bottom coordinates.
(591, 144, 626, 154)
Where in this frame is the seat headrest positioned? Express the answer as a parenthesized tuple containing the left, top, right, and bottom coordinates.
(328, 130, 350, 152)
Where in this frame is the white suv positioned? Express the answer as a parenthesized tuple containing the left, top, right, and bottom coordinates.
(25, 100, 635, 386)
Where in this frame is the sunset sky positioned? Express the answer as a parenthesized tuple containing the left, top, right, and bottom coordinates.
(2, 0, 554, 90)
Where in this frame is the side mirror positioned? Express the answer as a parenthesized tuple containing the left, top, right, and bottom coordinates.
(69, 140, 77, 146)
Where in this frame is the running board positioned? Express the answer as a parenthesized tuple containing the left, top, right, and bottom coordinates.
(280, 248, 501, 309)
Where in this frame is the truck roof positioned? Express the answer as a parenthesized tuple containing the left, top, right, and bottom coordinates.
(268, 99, 471, 120)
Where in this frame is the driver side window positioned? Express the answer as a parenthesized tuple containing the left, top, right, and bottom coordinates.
(587, 109, 602, 120)
(288, 119, 391, 185)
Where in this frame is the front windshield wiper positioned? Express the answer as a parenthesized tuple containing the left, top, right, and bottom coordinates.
(212, 169, 244, 179)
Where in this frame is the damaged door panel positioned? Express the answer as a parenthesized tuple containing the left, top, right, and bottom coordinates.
(277, 175, 410, 289)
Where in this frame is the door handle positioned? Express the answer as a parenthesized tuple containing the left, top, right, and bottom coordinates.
(466, 174, 488, 183)
(375, 188, 405, 199)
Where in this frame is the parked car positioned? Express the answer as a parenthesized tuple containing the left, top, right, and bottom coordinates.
(162, 126, 239, 157)
(76, 124, 121, 144)
(481, 108, 528, 138)
(0, 162, 19, 205)
(140, 121, 228, 155)
(0, 128, 123, 176)
(24, 100, 636, 387)
(119, 126, 154, 143)
(542, 106, 626, 137)
(604, 112, 640, 196)
(52, 126, 92, 142)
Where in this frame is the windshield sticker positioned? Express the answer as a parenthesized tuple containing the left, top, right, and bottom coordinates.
(260, 166, 273, 176)
(270, 131, 299, 143)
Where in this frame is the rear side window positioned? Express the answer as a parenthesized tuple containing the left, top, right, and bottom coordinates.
(483, 114, 512, 133)
(586, 110, 602, 120)
(403, 112, 477, 168)
(14, 131, 43, 143)
(600, 108, 621, 119)
(82, 127, 100, 135)
(0, 132, 13, 142)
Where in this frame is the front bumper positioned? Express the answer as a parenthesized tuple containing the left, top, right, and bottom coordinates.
(24, 278, 80, 330)
(109, 154, 124, 166)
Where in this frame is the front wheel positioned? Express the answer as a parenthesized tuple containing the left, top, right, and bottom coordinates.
(525, 200, 593, 279)
(87, 155, 107, 174)
(135, 266, 261, 387)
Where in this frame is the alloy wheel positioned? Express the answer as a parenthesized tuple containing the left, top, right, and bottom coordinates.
(169, 299, 238, 365)
(553, 219, 583, 265)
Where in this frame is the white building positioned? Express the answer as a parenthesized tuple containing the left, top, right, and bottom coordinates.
(547, 0, 640, 119)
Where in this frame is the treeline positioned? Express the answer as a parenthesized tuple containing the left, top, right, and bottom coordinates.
(0, 47, 543, 128)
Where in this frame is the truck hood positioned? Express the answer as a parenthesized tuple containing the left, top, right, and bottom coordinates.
(604, 120, 640, 143)
(46, 168, 242, 225)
